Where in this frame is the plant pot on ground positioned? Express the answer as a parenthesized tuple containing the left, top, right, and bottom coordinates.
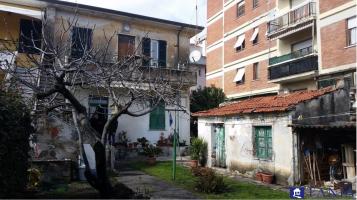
(255, 172, 263, 181)
(140, 145, 162, 165)
(146, 157, 156, 165)
(261, 172, 274, 184)
(189, 137, 207, 167)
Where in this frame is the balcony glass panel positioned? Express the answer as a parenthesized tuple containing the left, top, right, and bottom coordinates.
(269, 46, 313, 66)
(268, 56, 318, 80)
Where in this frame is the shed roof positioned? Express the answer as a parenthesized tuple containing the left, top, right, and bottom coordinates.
(192, 87, 335, 117)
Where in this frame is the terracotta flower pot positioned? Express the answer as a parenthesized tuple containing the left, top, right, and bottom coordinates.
(190, 160, 198, 168)
(147, 157, 156, 165)
(261, 172, 273, 184)
(255, 172, 263, 181)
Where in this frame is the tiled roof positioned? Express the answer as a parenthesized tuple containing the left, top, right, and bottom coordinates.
(192, 87, 335, 117)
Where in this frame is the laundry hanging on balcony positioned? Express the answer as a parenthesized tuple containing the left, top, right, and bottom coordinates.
(234, 34, 245, 49)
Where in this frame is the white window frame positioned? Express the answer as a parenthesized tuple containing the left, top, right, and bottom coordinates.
(347, 16, 357, 46)
(150, 40, 159, 67)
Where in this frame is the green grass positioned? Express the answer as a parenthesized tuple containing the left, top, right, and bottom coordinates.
(130, 161, 289, 199)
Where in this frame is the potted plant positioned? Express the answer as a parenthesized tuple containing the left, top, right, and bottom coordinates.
(189, 137, 207, 168)
(141, 145, 163, 165)
(137, 137, 149, 147)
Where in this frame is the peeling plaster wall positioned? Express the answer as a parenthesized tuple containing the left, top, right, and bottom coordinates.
(198, 113, 295, 185)
(32, 115, 78, 161)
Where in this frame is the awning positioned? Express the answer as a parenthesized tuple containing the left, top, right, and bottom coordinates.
(233, 67, 245, 82)
(0, 4, 42, 19)
(250, 27, 259, 41)
(234, 34, 245, 49)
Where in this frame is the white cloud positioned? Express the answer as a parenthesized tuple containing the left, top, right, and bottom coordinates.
(61, 0, 207, 27)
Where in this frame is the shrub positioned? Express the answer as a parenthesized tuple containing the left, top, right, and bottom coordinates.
(140, 145, 162, 157)
(193, 167, 227, 194)
(189, 138, 207, 166)
(0, 91, 32, 197)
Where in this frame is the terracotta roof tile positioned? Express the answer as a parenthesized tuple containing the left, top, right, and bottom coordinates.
(192, 87, 335, 117)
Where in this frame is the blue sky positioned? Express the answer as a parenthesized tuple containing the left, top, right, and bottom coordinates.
(63, 0, 207, 27)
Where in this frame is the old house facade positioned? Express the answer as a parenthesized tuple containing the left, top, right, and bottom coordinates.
(200, 0, 356, 186)
(0, 0, 203, 160)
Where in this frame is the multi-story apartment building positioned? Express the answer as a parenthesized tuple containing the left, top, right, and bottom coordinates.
(197, 0, 356, 186)
(0, 0, 203, 160)
(206, 0, 356, 99)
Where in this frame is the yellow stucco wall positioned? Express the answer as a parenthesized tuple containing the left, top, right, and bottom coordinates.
(0, 11, 41, 67)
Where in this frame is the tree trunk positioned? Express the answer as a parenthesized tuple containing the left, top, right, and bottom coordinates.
(73, 110, 113, 197)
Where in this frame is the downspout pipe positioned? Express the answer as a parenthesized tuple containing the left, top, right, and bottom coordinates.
(176, 27, 183, 68)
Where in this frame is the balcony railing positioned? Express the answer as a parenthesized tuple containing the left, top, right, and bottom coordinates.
(269, 46, 314, 66)
(268, 55, 318, 80)
(267, 2, 316, 35)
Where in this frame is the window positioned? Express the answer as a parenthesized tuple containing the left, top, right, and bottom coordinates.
(253, 62, 259, 80)
(118, 34, 135, 59)
(347, 16, 357, 46)
(318, 78, 336, 89)
(88, 96, 108, 118)
(18, 19, 42, 54)
(233, 67, 245, 84)
(291, 38, 312, 52)
(250, 27, 259, 45)
(234, 34, 245, 52)
(253, 0, 259, 8)
(71, 27, 93, 59)
(149, 101, 165, 130)
(88, 96, 108, 134)
(254, 126, 272, 159)
(142, 38, 167, 67)
(237, 1, 245, 18)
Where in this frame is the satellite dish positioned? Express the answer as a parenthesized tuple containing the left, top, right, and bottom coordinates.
(189, 49, 202, 63)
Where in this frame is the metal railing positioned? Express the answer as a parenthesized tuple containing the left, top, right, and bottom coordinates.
(268, 55, 318, 80)
(267, 2, 316, 35)
(269, 46, 314, 65)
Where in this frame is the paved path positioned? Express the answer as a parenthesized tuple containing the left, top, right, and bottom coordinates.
(117, 166, 199, 199)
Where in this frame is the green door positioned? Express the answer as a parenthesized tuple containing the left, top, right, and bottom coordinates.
(215, 125, 226, 167)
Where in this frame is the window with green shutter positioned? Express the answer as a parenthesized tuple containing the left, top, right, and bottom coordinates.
(254, 126, 272, 159)
(149, 102, 165, 130)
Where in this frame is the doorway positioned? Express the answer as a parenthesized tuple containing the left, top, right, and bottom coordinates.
(212, 124, 226, 168)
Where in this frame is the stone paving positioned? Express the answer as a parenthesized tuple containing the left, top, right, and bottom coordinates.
(117, 166, 199, 199)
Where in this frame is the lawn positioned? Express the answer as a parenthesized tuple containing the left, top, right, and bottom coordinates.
(130, 161, 289, 199)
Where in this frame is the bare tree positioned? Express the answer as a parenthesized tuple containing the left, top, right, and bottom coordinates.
(0, 11, 191, 197)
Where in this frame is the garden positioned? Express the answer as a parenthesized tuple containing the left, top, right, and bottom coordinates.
(130, 161, 288, 199)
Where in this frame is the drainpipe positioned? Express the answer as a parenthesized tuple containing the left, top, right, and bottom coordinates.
(176, 27, 183, 69)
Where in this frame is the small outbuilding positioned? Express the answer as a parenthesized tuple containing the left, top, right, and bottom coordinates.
(193, 86, 355, 186)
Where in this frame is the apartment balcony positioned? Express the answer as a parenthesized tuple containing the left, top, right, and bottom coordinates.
(267, 2, 316, 40)
(73, 61, 197, 89)
(268, 46, 318, 82)
(138, 66, 197, 87)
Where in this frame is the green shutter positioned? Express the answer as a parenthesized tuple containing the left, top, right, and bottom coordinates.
(149, 102, 165, 130)
(255, 126, 272, 159)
